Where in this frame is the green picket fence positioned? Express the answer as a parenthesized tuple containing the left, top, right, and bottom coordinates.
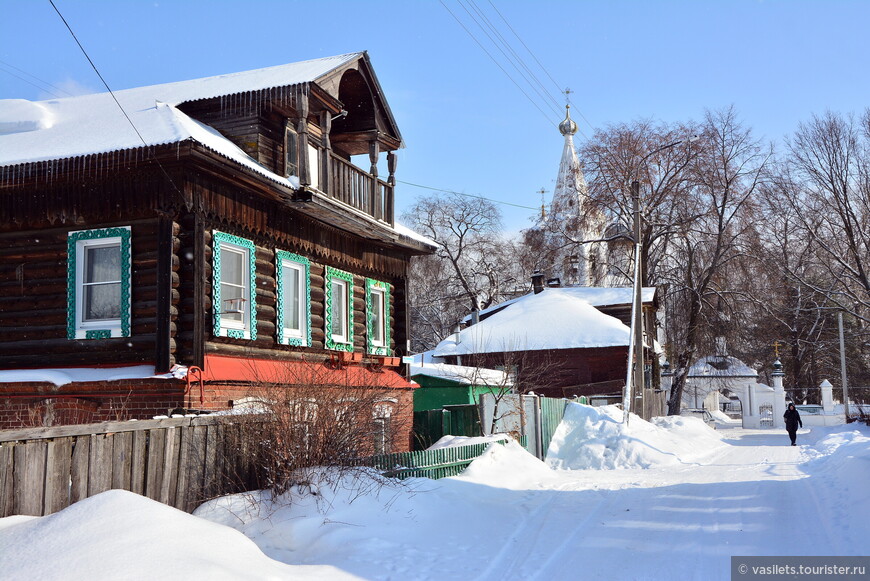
(366, 436, 527, 480)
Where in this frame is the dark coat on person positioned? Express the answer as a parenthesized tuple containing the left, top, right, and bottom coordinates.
(783, 406, 803, 431)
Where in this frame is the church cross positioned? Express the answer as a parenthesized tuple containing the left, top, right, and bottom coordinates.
(771, 340, 782, 358)
(563, 88, 573, 104)
(538, 187, 548, 219)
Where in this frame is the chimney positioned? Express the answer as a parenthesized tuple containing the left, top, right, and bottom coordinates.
(531, 271, 545, 294)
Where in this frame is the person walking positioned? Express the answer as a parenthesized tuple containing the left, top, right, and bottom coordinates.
(783, 403, 803, 446)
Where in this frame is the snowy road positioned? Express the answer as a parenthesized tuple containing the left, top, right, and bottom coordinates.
(193, 411, 868, 581)
(3, 406, 867, 581)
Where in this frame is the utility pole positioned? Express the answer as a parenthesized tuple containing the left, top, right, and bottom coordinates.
(631, 180, 645, 420)
(838, 311, 849, 419)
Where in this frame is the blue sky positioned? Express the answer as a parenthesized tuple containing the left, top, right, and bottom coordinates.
(2, 0, 868, 232)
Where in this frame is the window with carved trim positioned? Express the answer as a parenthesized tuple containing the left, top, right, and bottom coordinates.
(365, 278, 390, 356)
(325, 267, 353, 351)
(66, 226, 131, 340)
(276, 251, 310, 346)
(213, 231, 257, 340)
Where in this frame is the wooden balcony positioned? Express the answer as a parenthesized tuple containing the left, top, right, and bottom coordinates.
(328, 153, 394, 226)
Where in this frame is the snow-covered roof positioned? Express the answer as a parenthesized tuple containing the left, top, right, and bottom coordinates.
(462, 286, 656, 325)
(0, 365, 187, 386)
(409, 363, 512, 386)
(0, 53, 361, 171)
(392, 222, 438, 251)
(687, 355, 758, 378)
(434, 288, 631, 357)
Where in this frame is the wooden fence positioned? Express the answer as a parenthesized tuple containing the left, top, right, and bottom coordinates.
(366, 436, 524, 480)
(0, 415, 264, 518)
(0, 415, 526, 519)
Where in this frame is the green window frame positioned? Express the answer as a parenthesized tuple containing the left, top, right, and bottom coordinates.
(276, 250, 311, 346)
(325, 266, 353, 352)
(213, 231, 257, 340)
(365, 278, 391, 356)
(66, 226, 132, 340)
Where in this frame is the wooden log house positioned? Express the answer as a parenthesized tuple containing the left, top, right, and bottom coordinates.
(0, 52, 434, 448)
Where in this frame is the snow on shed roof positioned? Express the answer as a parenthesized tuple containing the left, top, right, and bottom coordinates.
(462, 286, 656, 324)
(434, 288, 631, 357)
(688, 355, 758, 378)
(0, 52, 361, 168)
(409, 363, 512, 386)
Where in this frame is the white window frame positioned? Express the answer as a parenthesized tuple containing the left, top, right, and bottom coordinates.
(325, 267, 353, 351)
(213, 231, 257, 340)
(67, 226, 131, 340)
(276, 251, 310, 346)
(330, 278, 349, 344)
(370, 288, 386, 347)
(365, 278, 390, 356)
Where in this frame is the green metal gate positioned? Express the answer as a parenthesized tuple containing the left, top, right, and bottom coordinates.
(412, 404, 481, 450)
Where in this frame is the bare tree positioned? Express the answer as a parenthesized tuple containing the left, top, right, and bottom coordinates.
(664, 107, 772, 415)
(404, 193, 524, 351)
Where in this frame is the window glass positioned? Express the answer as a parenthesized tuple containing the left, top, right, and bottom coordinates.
(331, 279, 346, 339)
(286, 127, 298, 177)
(83, 244, 121, 320)
(283, 263, 301, 332)
(371, 289, 385, 346)
(220, 245, 247, 324)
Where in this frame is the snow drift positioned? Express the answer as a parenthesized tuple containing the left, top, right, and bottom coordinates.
(545, 403, 725, 470)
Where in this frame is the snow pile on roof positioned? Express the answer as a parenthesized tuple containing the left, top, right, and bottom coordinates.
(0, 53, 360, 168)
(0, 99, 54, 134)
(434, 288, 631, 356)
(409, 362, 512, 386)
(0, 489, 344, 581)
(0, 364, 186, 386)
(546, 403, 725, 470)
(688, 354, 758, 378)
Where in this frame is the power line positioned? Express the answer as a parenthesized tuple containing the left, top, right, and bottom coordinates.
(459, 0, 562, 118)
(0, 59, 75, 98)
(439, 0, 557, 127)
(48, 0, 182, 196)
(397, 179, 539, 211)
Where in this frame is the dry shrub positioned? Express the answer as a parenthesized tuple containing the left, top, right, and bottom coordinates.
(237, 357, 412, 496)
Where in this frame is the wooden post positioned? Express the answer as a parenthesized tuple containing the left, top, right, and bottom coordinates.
(369, 140, 380, 220)
(321, 111, 332, 197)
(386, 150, 396, 225)
(155, 214, 173, 373)
(297, 90, 311, 188)
(192, 211, 205, 370)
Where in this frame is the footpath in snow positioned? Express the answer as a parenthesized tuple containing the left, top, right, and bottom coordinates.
(1, 403, 868, 581)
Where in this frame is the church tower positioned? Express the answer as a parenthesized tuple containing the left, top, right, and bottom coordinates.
(534, 105, 607, 286)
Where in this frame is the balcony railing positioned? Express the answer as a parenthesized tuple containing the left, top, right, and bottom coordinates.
(328, 153, 394, 226)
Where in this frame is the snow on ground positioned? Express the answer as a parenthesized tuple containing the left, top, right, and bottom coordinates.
(2, 404, 868, 581)
(546, 403, 726, 469)
(0, 489, 354, 581)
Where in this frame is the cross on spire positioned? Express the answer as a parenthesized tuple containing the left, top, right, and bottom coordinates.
(563, 88, 573, 105)
(538, 187, 548, 220)
(771, 340, 782, 358)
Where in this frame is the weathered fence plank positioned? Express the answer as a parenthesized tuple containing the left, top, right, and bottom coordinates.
(70, 436, 90, 503)
(111, 431, 133, 491)
(14, 441, 47, 516)
(44, 437, 72, 514)
(145, 428, 166, 501)
(87, 434, 113, 496)
(182, 424, 208, 512)
(0, 444, 13, 517)
(130, 430, 147, 495)
(159, 427, 180, 505)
